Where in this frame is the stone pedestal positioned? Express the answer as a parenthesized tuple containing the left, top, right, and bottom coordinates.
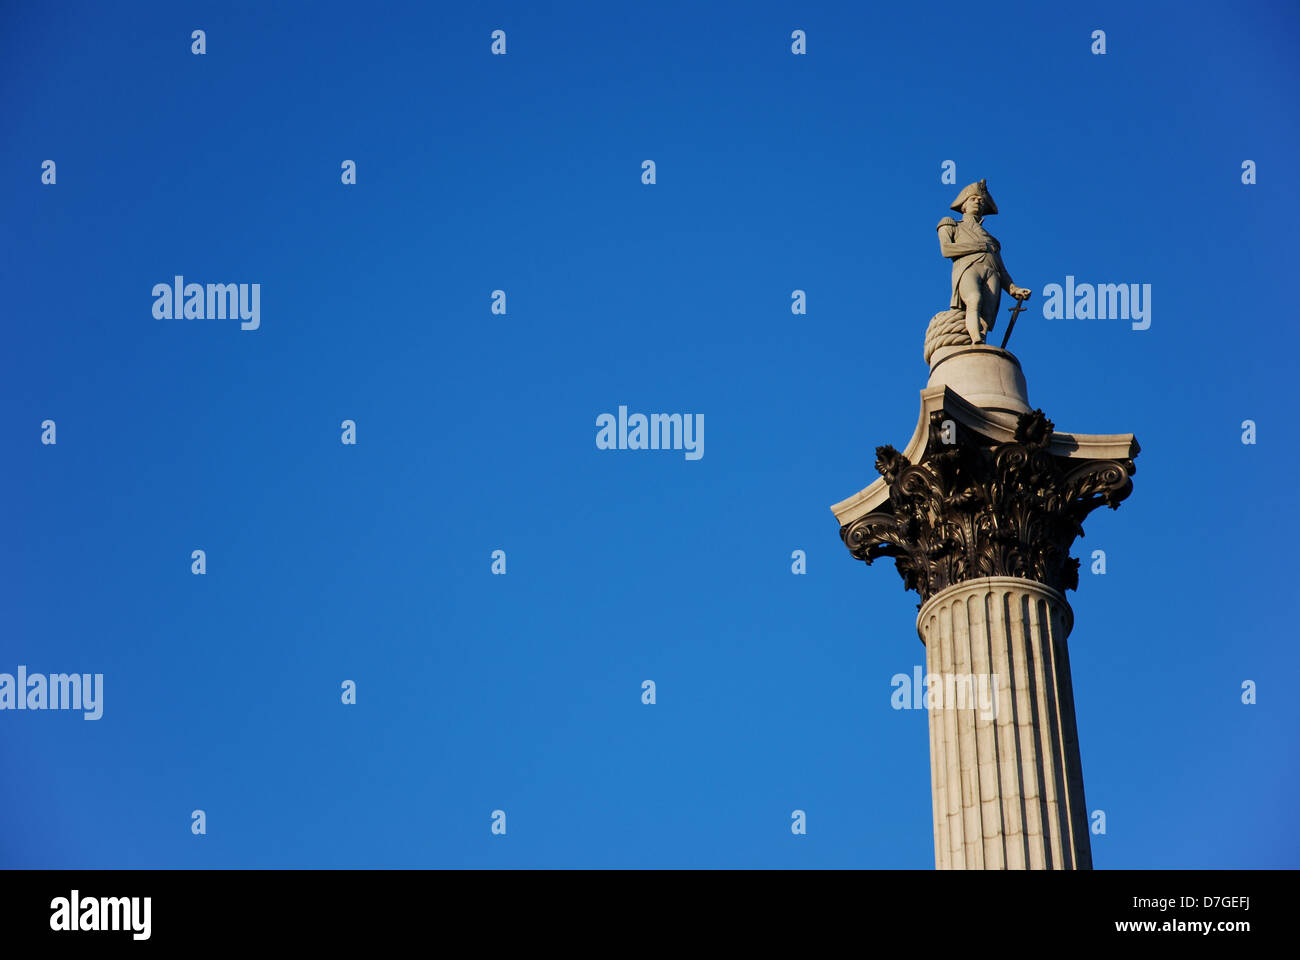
(926, 345, 1030, 414)
(917, 577, 1090, 870)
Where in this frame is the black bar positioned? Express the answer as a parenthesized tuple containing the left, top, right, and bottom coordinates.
(0, 868, 1276, 946)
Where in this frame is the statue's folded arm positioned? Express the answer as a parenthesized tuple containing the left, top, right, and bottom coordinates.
(939, 234, 988, 259)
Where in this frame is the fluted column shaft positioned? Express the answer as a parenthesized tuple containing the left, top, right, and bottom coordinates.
(916, 576, 1091, 870)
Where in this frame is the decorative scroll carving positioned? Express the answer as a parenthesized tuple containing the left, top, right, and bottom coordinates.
(841, 409, 1138, 604)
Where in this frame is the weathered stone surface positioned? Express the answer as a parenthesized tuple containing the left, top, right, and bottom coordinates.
(919, 577, 1090, 870)
(926, 345, 1030, 414)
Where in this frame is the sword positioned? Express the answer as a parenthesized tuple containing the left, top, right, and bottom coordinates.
(1000, 293, 1030, 350)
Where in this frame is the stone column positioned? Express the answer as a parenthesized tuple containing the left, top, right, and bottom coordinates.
(832, 349, 1139, 869)
(917, 576, 1090, 870)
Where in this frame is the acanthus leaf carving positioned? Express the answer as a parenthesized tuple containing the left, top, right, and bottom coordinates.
(842, 408, 1136, 604)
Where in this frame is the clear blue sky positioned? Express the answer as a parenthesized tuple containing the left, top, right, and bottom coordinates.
(3, 0, 1297, 868)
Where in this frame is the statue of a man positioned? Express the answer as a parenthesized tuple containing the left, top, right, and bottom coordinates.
(937, 180, 1031, 345)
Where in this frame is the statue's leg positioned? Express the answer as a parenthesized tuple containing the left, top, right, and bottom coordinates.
(980, 272, 1001, 339)
(958, 269, 985, 343)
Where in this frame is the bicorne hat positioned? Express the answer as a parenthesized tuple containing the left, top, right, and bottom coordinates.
(950, 179, 998, 215)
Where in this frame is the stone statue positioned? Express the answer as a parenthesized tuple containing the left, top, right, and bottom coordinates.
(923, 179, 1032, 364)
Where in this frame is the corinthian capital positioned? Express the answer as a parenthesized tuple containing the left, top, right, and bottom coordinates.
(841, 408, 1138, 605)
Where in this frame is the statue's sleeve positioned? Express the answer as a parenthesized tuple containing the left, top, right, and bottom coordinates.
(937, 219, 985, 259)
